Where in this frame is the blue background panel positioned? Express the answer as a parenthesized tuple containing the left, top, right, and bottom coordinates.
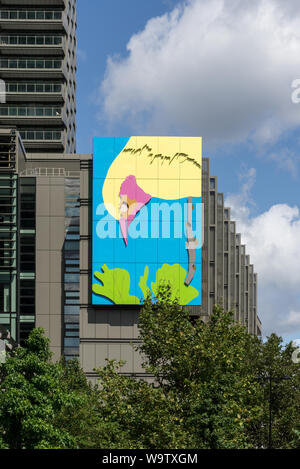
(92, 137, 201, 306)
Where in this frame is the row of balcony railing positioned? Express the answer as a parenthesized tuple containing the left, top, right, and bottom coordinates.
(6, 82, 62, 93)
(0, 35, 63, 46)
(0, 10, 62, 21)
(19, 130, 62, 141)
(0, 106, 62, 117)
(0, 58, 62, 69)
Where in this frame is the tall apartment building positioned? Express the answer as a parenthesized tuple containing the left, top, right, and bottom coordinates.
(0, 0, 77, 153)
(0, 128, 261, 377)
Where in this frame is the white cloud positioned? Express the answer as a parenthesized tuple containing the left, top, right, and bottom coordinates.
(100, 0, 300, 147)
(230, 203, 300, 290)
(225, 167, 256, 223)
(284, 311, 300, 327)
(225, 169, 300, 337)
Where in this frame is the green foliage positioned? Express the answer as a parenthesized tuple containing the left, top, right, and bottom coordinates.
(137, 286, 300, 448)
(95, 360, 192, 449)
(1, 287, 299, 449)
(246, 333, 300, 449)
(0, 329, 78, 449)
(292, 430, 300, 449)
(137, 285, 262, 448)
(54, 359, 131, 449)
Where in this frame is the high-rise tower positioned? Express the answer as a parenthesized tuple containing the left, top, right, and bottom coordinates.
(0, 0, 76, 153)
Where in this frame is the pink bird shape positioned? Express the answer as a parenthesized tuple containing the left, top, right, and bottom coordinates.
(119, 175, 151, 245)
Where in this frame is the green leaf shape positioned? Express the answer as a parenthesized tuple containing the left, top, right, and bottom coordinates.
(138, 266, 151, 300)
(151, 263, 199, 305)
(93, 264, 139, 305)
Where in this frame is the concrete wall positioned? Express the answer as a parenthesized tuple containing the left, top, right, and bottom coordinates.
(35, 175, 65, 361)
(25, 152, 81, 359)
(201, 158, 259, 335)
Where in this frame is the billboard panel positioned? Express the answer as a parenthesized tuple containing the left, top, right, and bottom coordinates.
(92, 137, 202, 306)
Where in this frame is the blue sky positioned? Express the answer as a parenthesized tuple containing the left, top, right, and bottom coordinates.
(76, 0, 180, 154)
(76, 0, 300, 342)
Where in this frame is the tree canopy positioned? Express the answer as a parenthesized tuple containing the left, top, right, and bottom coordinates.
(0, 286, 299, 449)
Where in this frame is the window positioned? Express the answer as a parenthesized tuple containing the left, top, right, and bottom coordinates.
(65, 207, 79, 217)
(64, 305, 80, 315)
(63, 177, 80, 358)
(19, 84, 26, 93)
(65, 299, 79, 306)
(20, 181, 36, 231)
(0, 105, 63, 117)
(64, 274, 80, 283)
(36, 60, 44, 69)
(8, 83, 17, 93)
(65, 241, 79, 251)
(0, 34, 63, 45)
(0, 58, 62, 69)
(36, 84, 43, 93)
(20, 323, 35, 347)
(64, 338, 80, 347)
(66, 234, 80, 241)
(20, 279, 35, 315)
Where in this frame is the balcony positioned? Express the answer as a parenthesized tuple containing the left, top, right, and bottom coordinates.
(0, 0, 67, 7)
(0, 10, 63, 21)
(0, 35, 65, 56)
(5, 82, 64, 104)
(0, 8, 68, 33)
(0, 57, 68, 80)
(19, 129, 65, 152)
(0, 105, 67, 127)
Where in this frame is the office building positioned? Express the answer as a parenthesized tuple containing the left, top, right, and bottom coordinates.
(0, 0, 77, 153)
(0, 3, 261, 376)
(0, 128, 261, 379)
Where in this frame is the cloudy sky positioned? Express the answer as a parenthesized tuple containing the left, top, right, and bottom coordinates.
(77, 0, 300, 342)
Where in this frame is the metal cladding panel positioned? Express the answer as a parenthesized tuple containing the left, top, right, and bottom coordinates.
(92, 137, 202, 307)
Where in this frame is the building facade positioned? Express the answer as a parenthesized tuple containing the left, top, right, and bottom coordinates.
(0, 128, 261, 381)
(0, 0, 77, 153)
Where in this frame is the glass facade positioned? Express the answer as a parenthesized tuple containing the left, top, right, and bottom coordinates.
(0, 10, 62, 21)
(0, 58, 62, 69)
(0, 106, 62, 117)
(64, 177, 80, 360)
(19, 178, 36, 345)
(0, 135, 17, 342)
(0, 0, 76, 154)
(20, 130, 62, 141)
(6, 82, 62, 94)
(0, 35, 62, 46)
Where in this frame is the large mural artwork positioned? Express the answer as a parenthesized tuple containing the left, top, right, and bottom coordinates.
(92, 137, 202, 306)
